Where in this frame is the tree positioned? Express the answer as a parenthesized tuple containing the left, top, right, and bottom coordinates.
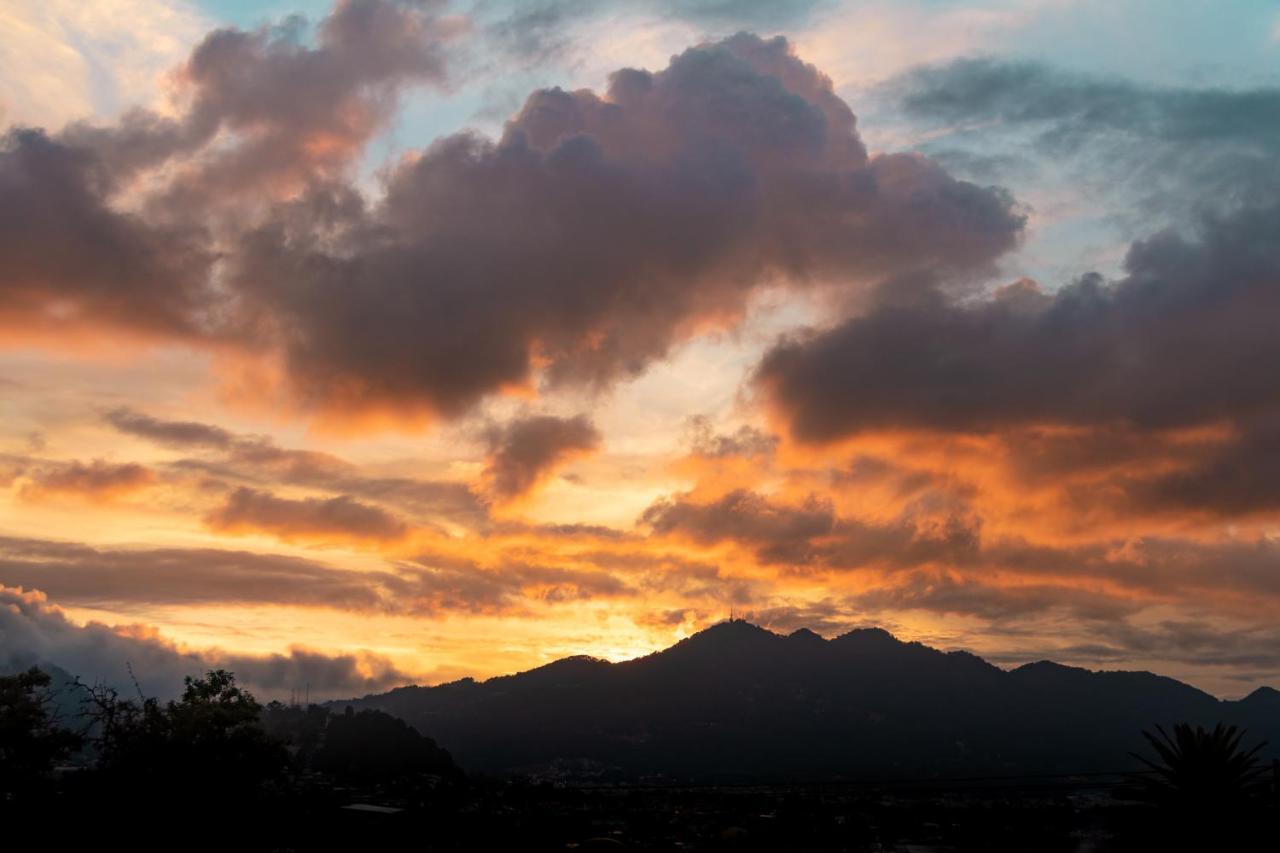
(77, 669, 287, 800)
(1123, 722, 1273, 850)
(0, 667, 81, 800)
(1131, 722, 1270, 810)
(164, 669, 286, 786)
(313, 707, 458, 783)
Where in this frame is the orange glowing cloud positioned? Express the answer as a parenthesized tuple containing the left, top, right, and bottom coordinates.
(482, 414, 602, 506)
(19, 459, 156, 503)
(203, 486, 413, 547)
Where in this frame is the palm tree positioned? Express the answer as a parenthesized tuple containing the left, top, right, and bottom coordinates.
(1130, 722, 1269, 810)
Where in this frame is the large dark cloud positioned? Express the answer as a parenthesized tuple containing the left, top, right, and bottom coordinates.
(757, 60, 1280, 521)
(483, 414, 601, 499)
(3, 12, 1022, 420)
(0, 584, 410, 699)
(0, 0, 452, 341)
(227, 32, 1022, 417)
(0, 128, 215, 336)
(758, 202, 1280, 442)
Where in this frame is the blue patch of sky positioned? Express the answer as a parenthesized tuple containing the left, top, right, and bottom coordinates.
(848, 0, 1280, 287)
(196, 0, 331, 29)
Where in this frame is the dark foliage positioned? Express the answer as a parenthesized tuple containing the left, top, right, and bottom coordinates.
(0, 667, 81, 799)
(78, 668, 289, 799)
(1113, 722, 1275, 850)
(313, 706, 458, 782)
(1131, 722, 1270, 808)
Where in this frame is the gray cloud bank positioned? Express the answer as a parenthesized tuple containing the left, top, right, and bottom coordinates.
(0, 584, 410, 700)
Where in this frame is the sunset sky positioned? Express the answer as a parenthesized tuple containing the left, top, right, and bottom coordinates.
(3, 0, 1280, 700)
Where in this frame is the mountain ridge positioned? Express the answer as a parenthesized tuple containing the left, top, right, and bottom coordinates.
(335, 621, 1279, 782)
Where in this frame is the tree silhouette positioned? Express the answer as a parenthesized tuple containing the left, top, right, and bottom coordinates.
(1122, 723, 1273, 850)
(1131, 722, 1269, 809)
(0, 667, 81, 801)
(313, 707, 458, 783)
(77, 668, 287, 799)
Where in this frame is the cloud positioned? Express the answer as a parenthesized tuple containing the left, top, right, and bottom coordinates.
(640, 485, 985, 569)
(641, 488, 835, 563)
(482, 0, 831, 64)
(158, 0, 453, 196)
(0, 0, 456, 343)
(4, 16, 1021, 422)
(685, 416, 777, 459)
(983, 617, 1280, 678)
(104, 407, 236, 448)
(849, 571, 1140, 622)
(893, 58, 1280, 149)
(398, 550, 634, 614)
(205, 486, 411, 545)
(747, 599, 864, 636)
(106, 407, 488, 527)
(0, 584, 411, 699)
(1117, 418, 1280, 517)
(0, 535, 396, 611)
(0, 127, 217, 338)
(886, 57, 1280, 217)
(758, 202, 1280, 443)
(483, 413, 601, 500)
(0, 533, 639, 617)
(64, 0, 456, 194)
(19, 458, 155, 501)
(632, 476, 1280, 615)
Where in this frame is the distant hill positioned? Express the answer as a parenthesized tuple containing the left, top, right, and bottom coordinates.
(336, 621, 1280, 782)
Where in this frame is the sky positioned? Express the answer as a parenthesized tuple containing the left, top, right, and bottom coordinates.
(2, 0, 1280, 700)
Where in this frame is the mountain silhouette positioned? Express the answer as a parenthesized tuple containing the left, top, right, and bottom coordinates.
(337, 621, 1280, 782)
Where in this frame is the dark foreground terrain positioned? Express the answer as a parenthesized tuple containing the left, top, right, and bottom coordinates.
(6, 623, 1279, 851)
(13, 772, 1280, 852)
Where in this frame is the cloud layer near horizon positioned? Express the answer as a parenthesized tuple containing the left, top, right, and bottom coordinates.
(0, 585, 409, 699)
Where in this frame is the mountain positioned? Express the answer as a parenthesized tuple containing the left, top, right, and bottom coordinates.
(336, 621, 1280, 782)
